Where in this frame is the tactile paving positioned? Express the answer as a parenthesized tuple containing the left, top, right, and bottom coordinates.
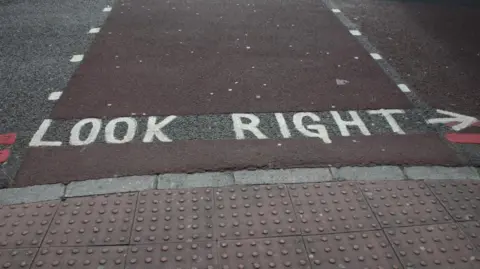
(44, 193, 137, 246)
(214, 185, 299, 239)
(132, 188, 214, 243)
(0, 202, 58, 248)
(427, 180, 480, 221)
(458, 221, 480, 250)
(32, 246, 127, 269)
(360, 180, 452, 227)
(125, 242, 216, 269)
(304, 231, 401, 269)
(386, 224, 480, 268)
(218, 237, 309, 269)
(289, 182, 379, 235)
(0, 248, 37, 268)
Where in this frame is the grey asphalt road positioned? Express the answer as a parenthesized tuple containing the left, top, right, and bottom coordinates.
(0, 0, 113, 186)
(335, 0, 480, 118)
(333, 0, 480, 165)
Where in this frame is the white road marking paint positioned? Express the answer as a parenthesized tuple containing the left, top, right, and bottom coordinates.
(232, 114, 267, 139)
(48, 91, 62, 101)
(397, 84, 411, 93)
(88, 28, 100, 34)
(332, 8, 341, 13)
(105, 117, 137, 144)
(427, 109, 478, 131)
(103, 6, 112, 12)
(70, 55, 84, 62)
(274, 113, 291, 138)
(331, 111, 371, 136)
(336, 79, 349, 85)
(143, 116, 177, 142)
(70, 118, 102, 146)
(368, 109, 406, 134)
(28, 108, 421, 147)
(29, 120, 62, 147)
(293, 113, 332, 143)
(370, 53, 382, 60)
(349, 30, 361, 36)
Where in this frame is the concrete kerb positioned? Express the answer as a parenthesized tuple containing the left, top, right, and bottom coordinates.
(0, 166, 478, 205)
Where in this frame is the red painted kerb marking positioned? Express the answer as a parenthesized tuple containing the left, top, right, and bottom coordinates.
(0, 133, 16, 145)
(445, 121, 480, 144)
(0, 150, 10, 164)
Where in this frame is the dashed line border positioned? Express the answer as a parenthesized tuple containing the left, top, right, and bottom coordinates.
(321, 0, 471, 160)
(0, 166, 478, 205)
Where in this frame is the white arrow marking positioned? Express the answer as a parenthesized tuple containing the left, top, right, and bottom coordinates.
(427, 109, 478, 131)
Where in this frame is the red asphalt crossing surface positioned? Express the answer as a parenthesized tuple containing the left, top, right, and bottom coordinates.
(1, 0, 480, 186)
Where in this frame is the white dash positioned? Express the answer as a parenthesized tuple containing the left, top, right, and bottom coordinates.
(349, 30, 361, 36)
(370, 53, 383, 60)
(332, 8, 341, 13)
(397, 84, 411, 93)
(88, 28, 100, 34)
(228, 88, 233, 92)
(70, 54, 84, 62)
(48, 91, 62, 101)
(103, 6, 112, 12)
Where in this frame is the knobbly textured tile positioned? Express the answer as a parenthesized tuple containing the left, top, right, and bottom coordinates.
(289, 182, 379, 235)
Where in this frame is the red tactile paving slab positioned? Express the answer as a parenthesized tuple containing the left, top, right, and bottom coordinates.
(15, 133, 463, 187)
(288, 182, 380, 235)
(0, 202, 58, 249)
(458, 221, 480, 250)
(386, 224, 480, 269)
(0, 248, 37, 269)
(125, 242, 216, 269)
(31, 246, 127, 269)
(131, 188, 214, 243)
(304, 231, 402, 269)
(43, 193, 137, 246)
(51, 0, 411, 119)
(214, 185, 299, 239)
(218, 237, 309, 269)
(359, 180, 452, 227)
(427, 180, 480, 221)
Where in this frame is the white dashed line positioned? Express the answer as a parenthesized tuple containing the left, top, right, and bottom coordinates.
(397, 84, 412, 93)
(370, 53, 383, 60)
(103, 6, 112, 12)
(349, 30, 361, 36)
(48, 92, 62, 101)
(88, 28, 100, 34)
(70, 55, 84, 62)
(332, 8, 341, 13)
